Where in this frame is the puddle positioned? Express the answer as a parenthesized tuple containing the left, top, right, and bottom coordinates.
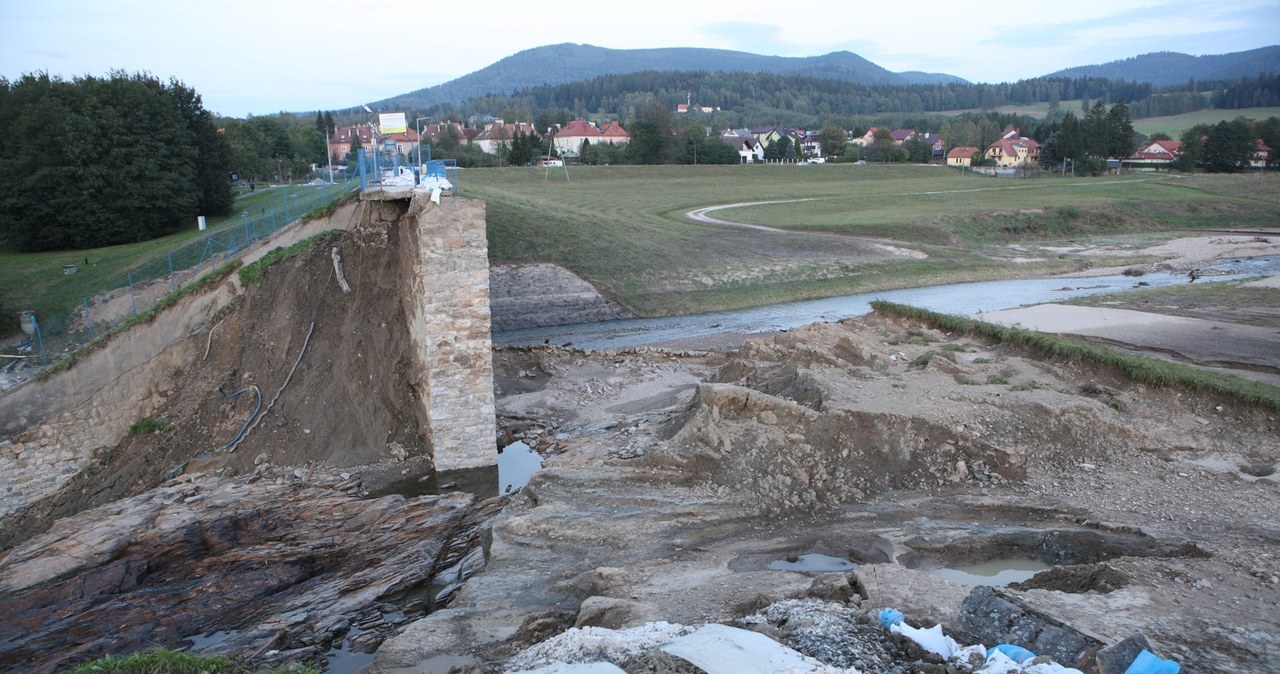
(369, 464, 499, 500)
(499, 440, 542, 495)
(369, 441, 543, 501)
(1185, 456, 1278, 484)
(931, 558, 1051, 586)
(767, 553, 857, 572)
(326, 625, 375, 674)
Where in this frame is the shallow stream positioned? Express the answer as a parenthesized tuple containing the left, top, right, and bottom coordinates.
(494, 256, 1279, 349)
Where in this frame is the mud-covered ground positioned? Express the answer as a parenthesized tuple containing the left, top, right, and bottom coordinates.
(374, 312, 1280, 673)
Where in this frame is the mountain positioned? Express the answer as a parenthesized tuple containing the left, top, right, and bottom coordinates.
(1043, 46, 1280, 86)
(374, 43, 966, 110)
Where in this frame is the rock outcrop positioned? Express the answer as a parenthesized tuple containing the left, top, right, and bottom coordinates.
(0, 467, 498, 673)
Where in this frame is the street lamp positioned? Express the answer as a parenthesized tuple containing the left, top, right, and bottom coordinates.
(363, 104, 380, 180)
(415, 116, 431, 171)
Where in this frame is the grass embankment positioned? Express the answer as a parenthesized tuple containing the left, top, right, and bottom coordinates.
(470, 164, 1280, 317)
(238, 230, 345, 285)
(0, 184, 353, 332)
(872, 300, 1280, 411)
(62, 648, 314, 674)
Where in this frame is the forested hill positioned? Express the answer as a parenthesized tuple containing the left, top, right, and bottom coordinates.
(375, 43, 966, 110)
(1044, 46, 1280, 86)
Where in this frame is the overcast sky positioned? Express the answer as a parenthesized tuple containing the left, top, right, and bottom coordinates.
(2, 0, 1276, 118)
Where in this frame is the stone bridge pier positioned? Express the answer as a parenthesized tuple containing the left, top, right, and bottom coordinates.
(375, 190, 497, 471)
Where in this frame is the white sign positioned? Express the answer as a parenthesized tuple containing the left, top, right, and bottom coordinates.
(379, 112, 407, 134)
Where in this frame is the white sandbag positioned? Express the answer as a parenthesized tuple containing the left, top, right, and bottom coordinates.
(890, 622, 961, 659)
(659, 623, 827, 674)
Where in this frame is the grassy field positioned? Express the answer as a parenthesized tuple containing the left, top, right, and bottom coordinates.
(1132, 107, 1280, 137)
(468, 164, 1280, 316)
(0, 182, 351, 331)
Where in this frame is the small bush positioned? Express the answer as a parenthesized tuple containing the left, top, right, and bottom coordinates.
(1122, 267, 1147, 277)
(128, 418, 172, 436)
(908, 350, 938, 370)
(986, 367, 1017, 385)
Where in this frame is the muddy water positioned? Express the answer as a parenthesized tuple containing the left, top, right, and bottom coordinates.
(932, 559, 1051, 586)
(768, 553, 858, 572)
(370, 441, 543, 501)
(494, 256, 1280, 349)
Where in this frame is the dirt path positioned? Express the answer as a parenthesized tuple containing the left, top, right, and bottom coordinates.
(685, 199, 927, 260)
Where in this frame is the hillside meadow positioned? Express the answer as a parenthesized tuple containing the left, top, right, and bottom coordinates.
(1132, 106, 1280, 137)
(468, 164, 1280, 315)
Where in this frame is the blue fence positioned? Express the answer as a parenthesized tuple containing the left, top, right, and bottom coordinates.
(6, 178, 359, 384)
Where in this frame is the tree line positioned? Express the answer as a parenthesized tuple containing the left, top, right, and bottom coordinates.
(409, 69, 1280, 134)
(0, 72, 232, 251)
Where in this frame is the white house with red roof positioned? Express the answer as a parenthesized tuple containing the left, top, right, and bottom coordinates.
(1126, 140, 1183, 169)
(1252, 139, 1274, 168)
(553, 118, 604, 156)
(551, 118, 629, 157)
(473, 120, 538, 154)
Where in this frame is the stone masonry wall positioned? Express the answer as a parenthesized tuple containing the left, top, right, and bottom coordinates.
(397, 195, 498, 470)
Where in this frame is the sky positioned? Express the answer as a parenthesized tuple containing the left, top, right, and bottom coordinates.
(2, 0, 1277, 119)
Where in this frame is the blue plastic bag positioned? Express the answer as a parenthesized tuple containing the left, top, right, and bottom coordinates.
(877, 608, 904, 628)
(1124, 649, 1180, 674)
(987, 643, 1037, 665)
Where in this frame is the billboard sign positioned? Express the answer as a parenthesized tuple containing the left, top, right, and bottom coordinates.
(379, 112, 407, 134)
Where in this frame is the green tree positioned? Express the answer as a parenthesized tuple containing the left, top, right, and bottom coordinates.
(1255, 117, 1280, 167)
(1105, 100, 1136, 159)
(1200, 118, 1254, 172)
(818, 125, 846, 157)
(902, 135, 931, 163)
(1057, 111, 1083, 161)
(1083, 101, 1110, 158)
(0, 71, 230, 251)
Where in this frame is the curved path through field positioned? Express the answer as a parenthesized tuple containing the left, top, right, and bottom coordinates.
(685, 198, 926, 260)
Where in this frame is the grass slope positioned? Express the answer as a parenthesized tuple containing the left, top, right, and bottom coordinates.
(0, 183, 351, 332)
(1132, 106, 1280, 136)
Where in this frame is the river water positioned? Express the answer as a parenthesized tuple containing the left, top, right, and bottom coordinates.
(494, 256, 1279, 350)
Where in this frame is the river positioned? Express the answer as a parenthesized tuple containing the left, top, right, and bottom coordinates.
(493, 256, 1280, 349)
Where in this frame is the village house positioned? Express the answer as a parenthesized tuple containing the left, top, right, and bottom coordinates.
(918, 132, 946, 162)
(890, 128, 916, 145)
(473, 120, 538, 154)
(721, 130, 764, 163)
(381, 129, 420, 159)
(984, 129, 1041, 167)
(850, 127, 880, 146)
(750, 126, 789, 150)
(327, 125, 376, 163)
(1252, 139, 1274, 168)
(551, 118, 629, 157)
(1125, 139, 1183, 169)
(946, 146, 981, 167)
(419, 121, 468, 145)
(599, 120, 631, 146)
